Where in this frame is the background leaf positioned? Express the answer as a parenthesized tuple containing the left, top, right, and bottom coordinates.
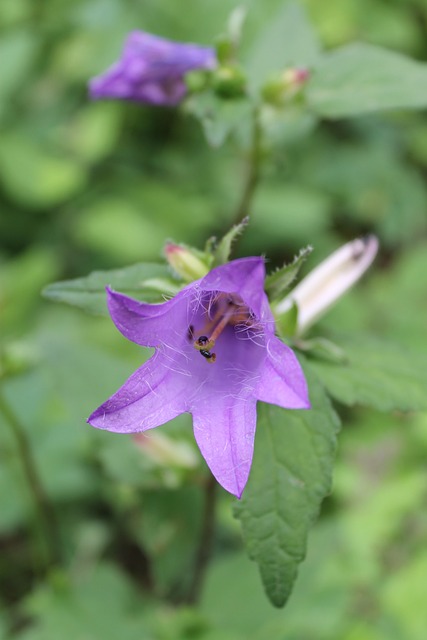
(308, 43, 427, 117)
(246, 1, 321, 90)
(310, 333, 427, 411)
(42, 263, 174, 314)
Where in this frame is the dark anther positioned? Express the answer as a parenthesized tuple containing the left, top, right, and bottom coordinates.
(187, 325, 195, 341)
(196, 335, 209, 346)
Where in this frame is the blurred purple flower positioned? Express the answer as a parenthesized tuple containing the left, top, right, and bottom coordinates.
(89, 31, 217, 106)
(88, 258, 309, 497)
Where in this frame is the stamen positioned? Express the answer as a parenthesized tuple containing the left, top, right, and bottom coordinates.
(194, 335, 215, 351)
(193, 293, 255, 363)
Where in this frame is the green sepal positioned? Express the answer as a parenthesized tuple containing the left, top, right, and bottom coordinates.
(265, 245, 312, 300)
(211, 217, 249, 267)
(215, 5, 247, 65)
(274, 301, 298, 339)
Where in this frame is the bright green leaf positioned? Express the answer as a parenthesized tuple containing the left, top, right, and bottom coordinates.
(235, 362, 340, 607)
(308, 43, 427, 118)
(42, 263, 175, 315)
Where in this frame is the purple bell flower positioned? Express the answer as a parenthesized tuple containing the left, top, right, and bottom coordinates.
(89, 31, 217, 106)
(88, 258, 310, 497)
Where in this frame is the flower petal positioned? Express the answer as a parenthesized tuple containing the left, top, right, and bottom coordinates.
(123, 31, 216, 78)
(89, 30, 216, 105)
(88, 352, 187, 432)
(255, 336, 310, 409)
(192, 396, 257, 498)
(106, 286, 192, 347)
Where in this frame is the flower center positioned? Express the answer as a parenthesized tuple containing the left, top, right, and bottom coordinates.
(190, 293, 255, 363)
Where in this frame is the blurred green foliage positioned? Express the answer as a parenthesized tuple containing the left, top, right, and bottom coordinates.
(1, 0, 427, 638)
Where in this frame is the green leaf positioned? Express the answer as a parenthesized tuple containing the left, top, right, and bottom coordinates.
(42, 263, 175, 315)
(308, 43, 427, 118)
(294, 337, 347, 364)
(247, 2, 321, 90)
(185, 92, 252, 147)
(19, 563, 150, 640)
(212, 217, 249, 266)
(265, 245, 313, 299)
(310, 334, 427, 411)
(235, 361, 340, 607)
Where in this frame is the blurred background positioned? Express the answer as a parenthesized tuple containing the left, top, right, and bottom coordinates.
(1, 0, 427, 638)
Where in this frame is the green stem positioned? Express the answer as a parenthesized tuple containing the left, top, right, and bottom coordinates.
(186, 474, 217, 604)
(0, 388, 60, 569)
(232, 107, 262, 226)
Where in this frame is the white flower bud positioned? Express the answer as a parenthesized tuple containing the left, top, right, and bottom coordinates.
(275, 235, 379, 334)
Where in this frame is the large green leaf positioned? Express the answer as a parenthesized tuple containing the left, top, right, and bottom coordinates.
(42, 263, 176, 315)
(235, 362, 339, 607)
(246, 2, 321, 90)
(308, 43, 427, 118)
(310, 334, 427, 411)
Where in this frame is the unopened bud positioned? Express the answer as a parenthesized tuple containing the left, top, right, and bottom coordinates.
(164, 242, 210, 281)
(262, 67, 310, 106)
(212, 65, 246, 98)
(275, 236, 379, 335)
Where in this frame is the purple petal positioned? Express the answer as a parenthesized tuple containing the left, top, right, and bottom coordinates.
(88, 352, 187, 433)
(255, 336, 310, 409)
(200, 257, 273, 327)
(192, 396, 257, 498)
(106, 286, 192, 347)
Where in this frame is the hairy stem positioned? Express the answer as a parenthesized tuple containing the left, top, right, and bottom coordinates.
(232, 107, 262, 226)
(186, 474, 217, 603)
(0, 388, 60, 569)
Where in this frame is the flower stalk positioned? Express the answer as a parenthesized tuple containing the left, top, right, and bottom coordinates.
(233, 107, 262, 226)
(186, 474, 217, 604)
(0, 388, 60, 570)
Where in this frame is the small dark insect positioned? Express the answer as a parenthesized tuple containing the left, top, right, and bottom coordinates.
(200, 349, 216, 362)
(196, 335, 209, 346)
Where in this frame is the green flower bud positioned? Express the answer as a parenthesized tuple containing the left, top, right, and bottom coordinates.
(212, 65, 246, 99)
(262, 68, 310, 106)
(164, 242, 210, 281)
